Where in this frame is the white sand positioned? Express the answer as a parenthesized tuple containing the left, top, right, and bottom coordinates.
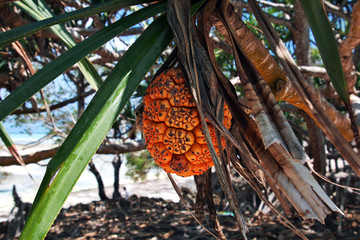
(0, 143, 196, 222)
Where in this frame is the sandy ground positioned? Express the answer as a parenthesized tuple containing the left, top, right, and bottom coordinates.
(1, 143, 196, 222)
(64, 175, 196, 208)
(1, 176, 196, 222)
(0, 142, 197, 223)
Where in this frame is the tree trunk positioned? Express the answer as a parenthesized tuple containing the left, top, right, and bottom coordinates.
(88, 160, 108, 200)
(293, 1, 310, 67)
(112, 154, 122, 199)
(305, 115, 326, 175)
(194, 174, 205, 223)
(76, 73, 86, 118)
(293, 0, 326, 175)
(204, 171, 226, 240)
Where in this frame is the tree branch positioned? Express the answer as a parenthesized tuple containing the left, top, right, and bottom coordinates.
(12, 90, 96, 114)
(324, 1, 351, 21)
(298, 66, 328, 79)
(66, 27, 144, 37)
(338, 1, 360, 93)
(230, 0, 293, 28)
(0, 140, 145, 166)
(0, 5, 135, 69)
(230, 0, 293, 12)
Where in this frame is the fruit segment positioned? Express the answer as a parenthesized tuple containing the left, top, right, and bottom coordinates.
(143, 68, 232, 177)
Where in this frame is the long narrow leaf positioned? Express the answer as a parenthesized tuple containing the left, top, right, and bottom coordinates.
(19, 15, 173, 239)
(0, 0, 153, 48)
(0, 122, 34, 179)
(0, 2, 166, 121)
(0, 122, 25, 167)
(300, 0, 349, 102)
(15, 0, 103, 89)
(0, 122, 14, 148)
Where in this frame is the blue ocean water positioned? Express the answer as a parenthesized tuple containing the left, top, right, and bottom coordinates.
(0, 133, 49, 145)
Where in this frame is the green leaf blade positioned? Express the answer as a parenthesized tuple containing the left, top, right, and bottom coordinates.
(19, 15, 173, 240)
(0, 122, 14, 147)
(300, 0, 349, 102)
(0, 0, 153, 48)
(0, 2, 166, 121)
(15, 0, 104, 89)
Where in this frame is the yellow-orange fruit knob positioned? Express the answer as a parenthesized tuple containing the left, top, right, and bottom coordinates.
(143, 68, 232, 177)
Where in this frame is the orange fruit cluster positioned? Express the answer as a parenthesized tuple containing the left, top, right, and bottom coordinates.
(142, 68, 232, 177)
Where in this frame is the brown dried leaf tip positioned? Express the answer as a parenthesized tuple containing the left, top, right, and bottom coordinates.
(142, 67, 232, 177)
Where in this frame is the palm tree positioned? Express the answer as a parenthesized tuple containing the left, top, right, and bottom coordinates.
(0, 0, 358, 239)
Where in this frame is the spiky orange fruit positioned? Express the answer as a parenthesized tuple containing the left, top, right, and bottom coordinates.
(143, 68, 232, 177)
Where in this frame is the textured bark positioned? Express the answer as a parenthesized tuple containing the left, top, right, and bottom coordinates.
(229, 128, 292, 216)
(210, 11, 287, 91)
(267, 144, 339, 221)
(239, 111, 340, 223)
(210, 2, 342, 224)
(244, 76, 308, 162)
(193, 175, 206, 224)
(304, 116, 326, 175)
(211, 5, 355, 142)
(338, 1, 360, 92)
(276, 79, 354, 141)
(189, 2, 340, 226)
(293, 1, 310, 67)
(247, 0, 360, 177)
(239, 73, 339, 223)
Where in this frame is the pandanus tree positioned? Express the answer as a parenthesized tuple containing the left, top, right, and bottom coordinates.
(0, 0, 359, 239)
